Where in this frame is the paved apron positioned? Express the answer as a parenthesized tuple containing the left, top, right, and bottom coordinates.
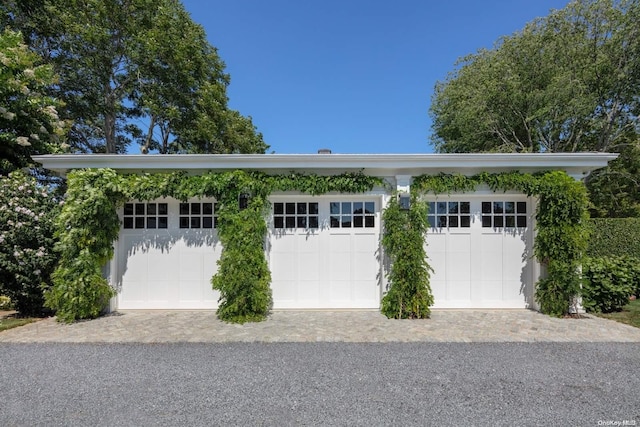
(1, 310, 640, 343)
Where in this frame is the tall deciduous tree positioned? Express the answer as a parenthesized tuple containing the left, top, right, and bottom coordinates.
(429, 0, 640, 217)
(430, 0, 639, 154)
(2, 0, 267, 154)
(0, 29, 66, 174)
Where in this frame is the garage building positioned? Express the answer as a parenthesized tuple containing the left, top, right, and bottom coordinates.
(36, 153, 614, 312)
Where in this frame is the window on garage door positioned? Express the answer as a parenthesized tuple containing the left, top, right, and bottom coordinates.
(481, 201, 527, 228)
(179, 202, 218, 229)
(273, 202, 319, 229)
(123, 202, 168, 229)
(330, 201, 375, 228)
(427, 201, 471, 228)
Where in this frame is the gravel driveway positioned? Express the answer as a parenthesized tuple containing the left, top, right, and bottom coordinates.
(0, 342, 638, 426)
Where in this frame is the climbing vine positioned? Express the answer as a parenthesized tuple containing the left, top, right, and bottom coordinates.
(46, 169, 125, 322)
(412, 171, 589, 317)
(380, 194, 433, 318)
(49, 167, 587, 323)
(47, 168, 383, 323)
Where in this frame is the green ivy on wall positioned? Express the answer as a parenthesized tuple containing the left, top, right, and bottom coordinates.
(48, 167, 588, 323)
(412, 171, 589, 317)
(380, 194, 433, 318)
(47, 168, 383, 323)
(46, 169, 125, 322)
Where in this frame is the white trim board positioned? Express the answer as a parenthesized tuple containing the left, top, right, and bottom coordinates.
(34, 152, 617, 179)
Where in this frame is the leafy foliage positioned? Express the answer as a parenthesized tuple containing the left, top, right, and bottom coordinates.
(584, 219, 640, 313)
(2, 0, 267, 155)
(533, 172, 590, 315)
(582, 256, 640, 313)
(0, 29, 67, 174)
(0, 295, 12, 310)
(0, 172, 59, 315)
(430, 0, 639, 154)
(429, 0, 639, 217)
(381, 195, 433, 319)
(586, 144, 640, 218)
(46, 166, 590, 320)
(45, 169, 124, 322)
(414, 170, 590, 317)
(587, 218, 640, 257)
(212, 194, 272, 323)
(49, 169, 381, 323)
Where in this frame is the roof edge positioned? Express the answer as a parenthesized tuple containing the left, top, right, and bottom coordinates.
(33, 152, 619, 178)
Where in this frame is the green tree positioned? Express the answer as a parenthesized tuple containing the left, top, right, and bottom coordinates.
(0, 29, 66, 174)
(586, 143, 640, 217)
(2, 0, 267, 154)
(429, 0, 639, 216)
(430, 0, 639, 154)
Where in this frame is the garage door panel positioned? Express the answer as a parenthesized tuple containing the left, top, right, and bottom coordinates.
(117, 198, 222, 310)
(177, 280, 220, 308)
(447, 256, 470, 281)
(480, 280, 503, 300)
(272, 235, 295, 252)
(446, 235, 471, 283)
(329, 280, 351, 301)
(296, 233, 320, 252)
(329, 254, 351, 280)
(430, 279, 446, 302)
(269, 197, 381, 309)
(502, 253, 525, 278)
(298, 253, 320, 280)
(297, 281, 321, 302)
(203, 290, 219, 305)
(179, 280, 205, 302)
(270, 256, 295, 281)
(329, 234, 351, 252)
(480, 253, 502, 281)
(353, 280, 377, 301)
(503, 280, 523, 301)
(147, 280, 171, 303)
(354, 233, 377, 251)
(123, 256, 148, 282)
(203, 252, 220, 278)
(448, 281, 471, 300)
(427, 197, 532, 309)
(119, 280, 147, 304)
(121, 236, 149, 280)
(272, 280, 296, 304)
(178, 253, 204, 281)
(147, 251, 180, 282)
(353, 252, 378, 280)
(480, 234, 503, 281)
(448, 233, 471, 252)
(426, 233, 447, 284)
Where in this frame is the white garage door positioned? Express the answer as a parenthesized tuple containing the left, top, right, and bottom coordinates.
(269, 197, 382, 309)
(116, 198, 222, 309)
(425, 195, 535, 308)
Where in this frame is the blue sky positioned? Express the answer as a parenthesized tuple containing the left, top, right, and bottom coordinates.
(181, 0, 571, 154)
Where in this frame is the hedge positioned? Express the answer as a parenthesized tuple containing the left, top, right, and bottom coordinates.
(583, 218, 640, 313)
(587, 218, 640, 258)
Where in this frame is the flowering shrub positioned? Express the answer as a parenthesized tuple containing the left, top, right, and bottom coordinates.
(0, 295, 13, 310)
(0, 172, 59, 315)
(0, 29, 68, 175)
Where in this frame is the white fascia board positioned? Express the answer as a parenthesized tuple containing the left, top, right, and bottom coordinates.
(33, 152, 618, 178)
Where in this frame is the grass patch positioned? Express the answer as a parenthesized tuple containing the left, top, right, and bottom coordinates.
(0, 316, 36, 332)
(595, 299, 640, 328)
